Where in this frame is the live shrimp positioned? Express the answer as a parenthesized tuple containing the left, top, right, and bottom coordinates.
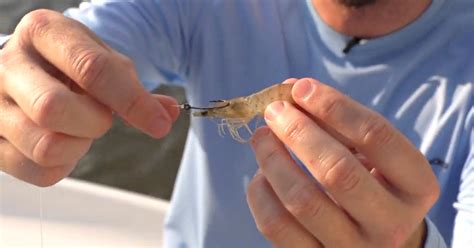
(179, 84, 295, 143)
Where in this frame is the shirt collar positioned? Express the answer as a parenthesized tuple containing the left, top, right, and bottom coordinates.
(305, 0, 449, 60)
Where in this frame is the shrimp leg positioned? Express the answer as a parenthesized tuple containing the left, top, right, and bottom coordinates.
(182, 83, 295, 142)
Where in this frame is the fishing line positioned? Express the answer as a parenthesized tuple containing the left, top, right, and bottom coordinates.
(39, 187, 44, 248)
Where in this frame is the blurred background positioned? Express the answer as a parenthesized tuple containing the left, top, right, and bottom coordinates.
(0, 0, 189, 200)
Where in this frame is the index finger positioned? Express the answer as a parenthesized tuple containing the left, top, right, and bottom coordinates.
(290, 78, 438, 199)
(18, 10, 172, 138)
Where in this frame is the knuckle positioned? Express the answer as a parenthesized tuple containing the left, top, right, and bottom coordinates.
(31, 89, 66, 127)
(69, 47, 109, 90)
(320, 153, 360, 192)
(32, 132, 62, 166)
(360, 115, 395, 146)
(19, 9, 55, 38)
(257, 214, 290, 240)
(284, 183, 323, 220)
(282, 117, 309, 144)
(318, 93, 346, 120)
(117, 54, 135, 71)
(123, 92, 148, 121)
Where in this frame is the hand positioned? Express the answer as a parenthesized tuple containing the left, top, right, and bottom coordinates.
(0, 10, 179, 186)
(247, 78, 439, 247)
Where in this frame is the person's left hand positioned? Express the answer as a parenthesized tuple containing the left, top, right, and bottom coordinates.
(247, 78, 440, 247)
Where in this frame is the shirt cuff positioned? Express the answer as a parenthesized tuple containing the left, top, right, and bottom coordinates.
(424, 218, 447, 248)
(0, 35, 11, 49)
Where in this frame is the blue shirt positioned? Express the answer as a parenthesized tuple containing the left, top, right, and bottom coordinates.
(66, 0, 473, 247)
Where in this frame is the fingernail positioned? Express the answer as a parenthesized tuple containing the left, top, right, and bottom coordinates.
(265, 101, 285, 121)
(253, 169, 263, 178)
(253, 169, 268, 182)
(293, 79, 315, 100)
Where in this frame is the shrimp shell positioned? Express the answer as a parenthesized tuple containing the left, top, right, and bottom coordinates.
(193, 83, 295, 142)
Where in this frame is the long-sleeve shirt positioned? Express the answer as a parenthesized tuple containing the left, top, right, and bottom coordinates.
(62, 0, 473, 246)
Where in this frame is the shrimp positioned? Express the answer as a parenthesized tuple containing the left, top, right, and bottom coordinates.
(179, 83, 295, 143)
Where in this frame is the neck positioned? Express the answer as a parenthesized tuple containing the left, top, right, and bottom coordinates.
(311, 0, 432, 38)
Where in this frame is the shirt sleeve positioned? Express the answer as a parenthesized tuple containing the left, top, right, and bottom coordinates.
(452, 108, 474, 247)
(64, 0, 201, 90)
(424, 218, 447, 248)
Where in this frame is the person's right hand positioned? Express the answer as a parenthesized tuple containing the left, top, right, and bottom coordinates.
(0, 9, 179, 186)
